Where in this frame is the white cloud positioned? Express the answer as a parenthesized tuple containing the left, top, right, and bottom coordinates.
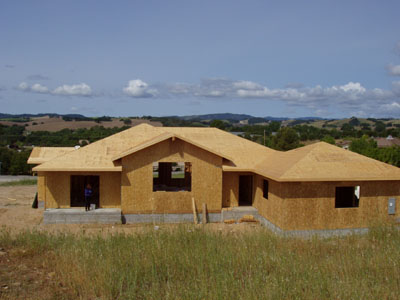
(53, 83, 92, 96)
(233, 80, 262, 90)
(123, 79, 157, 98)
(31, 83, 49, 93)
(163, 78, 400, 117)
(18, 82, 29, 91)
(387, 64, 400, 76)
(336, 82, 366, 93)
(17, 82, 92, 96)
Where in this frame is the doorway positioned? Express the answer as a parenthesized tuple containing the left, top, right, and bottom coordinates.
(70, 175, 99, 207)
(239, 175, 253, 206)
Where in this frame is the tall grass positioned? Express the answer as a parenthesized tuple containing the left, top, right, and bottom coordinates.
(0, 178, 37, 186)
(1, 224, 399, 299)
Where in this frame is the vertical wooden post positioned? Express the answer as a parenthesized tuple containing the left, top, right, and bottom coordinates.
(192, 197, 198, 224)
(202, 203, 207, 224)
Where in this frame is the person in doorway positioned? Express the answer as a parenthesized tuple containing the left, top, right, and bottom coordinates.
(84, 183, 92, 211)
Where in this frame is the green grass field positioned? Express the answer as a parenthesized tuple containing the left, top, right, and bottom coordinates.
(0, 178, 37, 187)
(0, 224, 399, 299)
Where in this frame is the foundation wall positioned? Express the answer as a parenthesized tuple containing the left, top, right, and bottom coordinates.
(43, 172, 121, 209)
(279, 181, 400, 230)
(121, 139, 223, 214)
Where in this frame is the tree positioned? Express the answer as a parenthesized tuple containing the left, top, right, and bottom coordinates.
(321, 135, 335, 145)
(349, 135, 378, 159)
(123, 118, 132, 125)
(271, 127, 300, 151)
(210, 119, 226, 130)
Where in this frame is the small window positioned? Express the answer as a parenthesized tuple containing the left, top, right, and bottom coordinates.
(153, 162, 192, 192)
(335, 186, 360, 208)
(263, 180, 269, 199)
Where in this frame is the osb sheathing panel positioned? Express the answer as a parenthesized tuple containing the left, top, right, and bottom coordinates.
(45, 172, 69, 208)
(99, 172, 121, 208)
(43, 172, 121, 208)
(121, 139, 223, 214)
(37, 172, 46, 202)
(252, 176, 284, 227)
(279, 181, 400, 230)
(222, 172, 239, 207)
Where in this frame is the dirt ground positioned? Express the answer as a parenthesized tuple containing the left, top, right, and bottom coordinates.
(0, 185, 262, 236)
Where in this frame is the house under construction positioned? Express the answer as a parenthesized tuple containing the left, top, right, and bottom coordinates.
(28, 124, 400, 235)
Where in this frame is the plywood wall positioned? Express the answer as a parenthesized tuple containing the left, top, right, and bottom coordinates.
(121, 139, 223, 214)
(222, 172, 239, 207)
(37, 172, 46, 202)
(252, 175, 284, 228)
(279, 181, 400, 230)
(99, 172, 121, 208)
(251, 176, 400, 231)
(45, 172, 70, 208)
(43, 172, 121, 208)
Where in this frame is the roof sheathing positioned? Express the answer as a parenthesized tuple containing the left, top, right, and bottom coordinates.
(31, 125, 400, 181)
(27, 147, 75, 164)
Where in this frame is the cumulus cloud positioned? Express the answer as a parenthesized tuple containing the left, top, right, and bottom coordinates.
(164, 78, 400, 117)
(17, 82, 92, 96)
(53, 83, 92, 96)
(387, 64, 400, 76)
(123, 79, 157, 98)
(31, 83, 49, 93)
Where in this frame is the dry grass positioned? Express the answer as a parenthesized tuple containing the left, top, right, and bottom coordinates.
(0, 223, 399, 299)
(0, 116, 162, 132)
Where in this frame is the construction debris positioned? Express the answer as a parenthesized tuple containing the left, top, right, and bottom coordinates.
(224, 219, 236, 224)
(239, 215, 258, 223)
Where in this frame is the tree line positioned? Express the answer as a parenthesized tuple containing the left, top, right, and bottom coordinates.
(1, 117, 400, 175)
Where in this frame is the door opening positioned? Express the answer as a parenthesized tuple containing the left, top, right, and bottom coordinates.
(70, 175, 99, 207)
(239, 175, 253, 206)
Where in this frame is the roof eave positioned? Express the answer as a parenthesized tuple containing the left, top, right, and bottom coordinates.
(32, 166, 122, 172)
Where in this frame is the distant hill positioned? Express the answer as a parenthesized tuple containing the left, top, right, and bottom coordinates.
(0, 113, 86, 119)
(173, 113, 326, 122)
(175, 113, 254, 121)
(0, 113, 162, 132)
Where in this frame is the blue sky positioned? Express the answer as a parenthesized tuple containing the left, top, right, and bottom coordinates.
(1, 0, 400, 118)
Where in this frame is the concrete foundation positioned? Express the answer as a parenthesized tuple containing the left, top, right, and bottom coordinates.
(44, 208, 122, 224)
(42, 206, 371, 237)
(255, 214, 369, 237)
(123, 212, 221, 224)
(221, 206, 260, 221)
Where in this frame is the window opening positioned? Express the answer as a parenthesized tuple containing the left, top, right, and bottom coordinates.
(263, 180, 269, 199)
(153, 162, 192, 192)
(335, 186, 360, 208)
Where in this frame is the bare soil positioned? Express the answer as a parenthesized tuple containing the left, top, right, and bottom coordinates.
(0, 186, 261, 235)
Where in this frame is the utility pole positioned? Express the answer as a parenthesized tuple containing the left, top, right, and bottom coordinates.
(263, 130, 266, 146)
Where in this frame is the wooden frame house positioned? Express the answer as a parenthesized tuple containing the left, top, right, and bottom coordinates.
(28, 124, 400, 235)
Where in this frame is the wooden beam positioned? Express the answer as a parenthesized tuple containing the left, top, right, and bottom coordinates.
(192, 197, 198, 224)
(202, 203, 207, 224)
